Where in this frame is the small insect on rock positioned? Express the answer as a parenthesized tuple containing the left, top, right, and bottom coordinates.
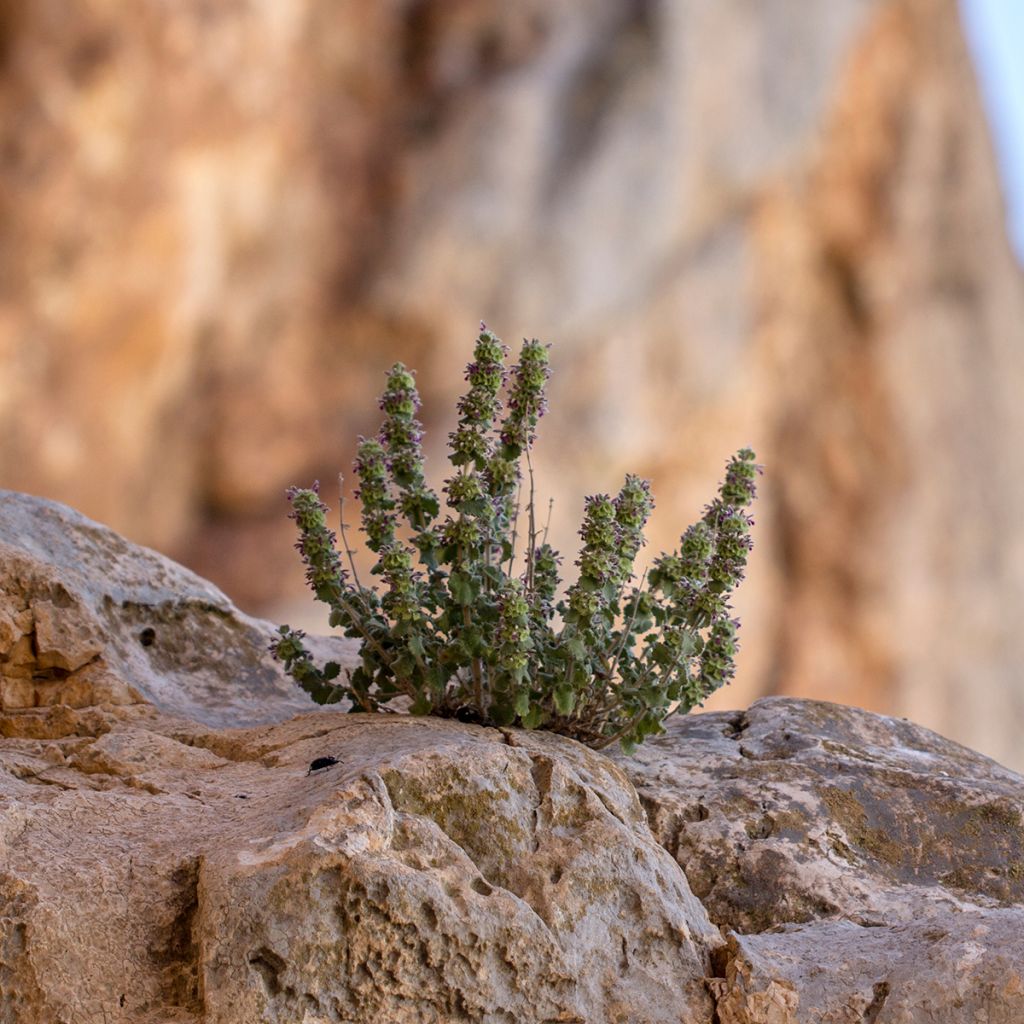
(306, 756, 341, 776)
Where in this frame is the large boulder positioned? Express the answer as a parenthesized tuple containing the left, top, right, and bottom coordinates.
(0, 489, 356, 731)
(4, 493, 1024, 1023)
(0, 709, 722, 1024)
(617, 698, 1024, 1021)
(0, 493, 721, 1023)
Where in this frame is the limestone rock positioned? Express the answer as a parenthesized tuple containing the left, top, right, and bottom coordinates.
(0, 710, 721, 1024)
(4, 501, 1024, 1021)
(0, 493, 721, 1023)
(619, 696, 1024, 933)
(715, 913, 1024, 1024)
(617, 697, 1024, 1020)
(0, 490, 356, 731)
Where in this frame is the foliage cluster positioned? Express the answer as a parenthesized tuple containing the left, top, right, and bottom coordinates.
(272, 327, 758, 752)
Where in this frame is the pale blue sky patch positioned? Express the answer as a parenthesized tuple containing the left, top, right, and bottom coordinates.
(960, 0, 1024, 262)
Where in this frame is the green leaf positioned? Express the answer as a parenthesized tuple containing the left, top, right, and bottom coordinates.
(566, 636, 587, 661)
(481, 565, 504, 586)
(553, 685, 576, 715)
(520, 705, 544, 730)
(459, 498, 490, 517)
(514, 691, 531, 717)
(489, 701, 516, 727)
(323, 661, 341, 680)
(449, 571, 479, 605)
(410, 693, 432, 715)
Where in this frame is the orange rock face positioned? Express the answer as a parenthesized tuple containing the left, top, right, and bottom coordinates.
(1, 1, 1023, 763)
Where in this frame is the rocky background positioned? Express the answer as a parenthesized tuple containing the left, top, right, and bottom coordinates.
(2, 0, 1023, 765)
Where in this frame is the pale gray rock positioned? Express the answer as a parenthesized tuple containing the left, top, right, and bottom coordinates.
(618, 697, 1024, 934)
(4, 500, 1024, 1022)
(617, 697, 1024, 1022)
(0, 711, 721, 1024)
(0, 490, 356, 730)
(715, 912, 1024, 1023)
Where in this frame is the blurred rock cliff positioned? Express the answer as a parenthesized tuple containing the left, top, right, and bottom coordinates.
(1, 0, 1023, 763)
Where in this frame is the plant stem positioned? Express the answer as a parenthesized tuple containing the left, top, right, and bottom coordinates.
(608, 570, 647, 680)
(525, 449, 537, 595)
(507, 482, 523, 576)
(338, 474, 364, 592)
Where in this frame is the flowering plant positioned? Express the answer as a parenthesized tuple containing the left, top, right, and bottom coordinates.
(272, 326, 758, 752)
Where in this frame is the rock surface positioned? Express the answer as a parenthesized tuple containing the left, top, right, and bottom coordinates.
(2, 0, 1024, 768)
(1, 494, 722, 1023)
(0, 489, 356, 730)
(617, 698, 1024, 1021)
(4, 493, 1024, 1022)
(0, 709, 723, 1024)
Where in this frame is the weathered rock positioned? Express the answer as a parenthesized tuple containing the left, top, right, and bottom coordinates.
(0, 492, 722, 1023)
(714, 912, 1024, 1024)
(1, 710, 721, 1024)
(0, 490, 356, 731)
(619, 696, 1024, 933)
(2, 0, 1023, 770)
(617, 697, 1024, 1020)
(5, 501, 1024, 1021)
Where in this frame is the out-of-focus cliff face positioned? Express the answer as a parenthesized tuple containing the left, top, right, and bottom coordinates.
(1, 0, 1023, 763)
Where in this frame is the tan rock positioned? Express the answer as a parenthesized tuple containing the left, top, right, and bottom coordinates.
(618, 697, 1024, 1021)
(0, 490, 356, 729)
(1, 710, 721, 1024)
(619, 697, 1024, 933)
(716, 913, 1024, 1024)
(4, 500, 1024, 1021)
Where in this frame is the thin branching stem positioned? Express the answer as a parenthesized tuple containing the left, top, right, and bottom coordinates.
(541, 497, 554, 546)
(338, 474, 364, 592)
(608, 569, 648, 680)
(525, 449, 537, 595)
(507, 482, 523, 576)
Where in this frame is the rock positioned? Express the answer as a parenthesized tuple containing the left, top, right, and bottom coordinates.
(1, 710, 721, 1024)
(0, 493, 722, 1022)
(618, 696, 1024, 932)
(715, 913, 1024, 1024)
(617, 697, 1024, 1020)
(0, 490, 356, 731)
(2, 0, 1023, 770)
(4, 501, 1024, 1021)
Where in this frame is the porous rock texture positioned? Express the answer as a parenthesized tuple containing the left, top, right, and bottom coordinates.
(616, 698, 1024, 1021)
(2, 0, 1024, 768)
(5, 496, 1024, 1023)
(0, 493, 722, 1023)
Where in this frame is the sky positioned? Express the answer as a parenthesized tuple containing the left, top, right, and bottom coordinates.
(960, 0, 1024, 262)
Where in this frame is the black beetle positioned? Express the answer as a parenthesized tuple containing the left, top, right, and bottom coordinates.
(306, 755, 341, 776)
